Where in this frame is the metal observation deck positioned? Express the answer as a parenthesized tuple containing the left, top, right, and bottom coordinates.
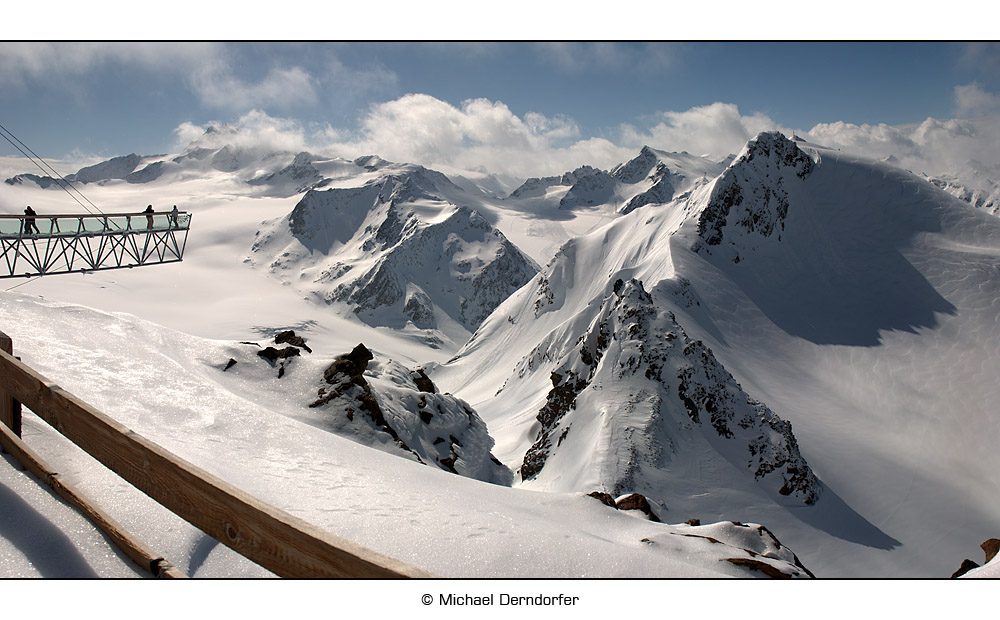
(0, 211, 191, 279)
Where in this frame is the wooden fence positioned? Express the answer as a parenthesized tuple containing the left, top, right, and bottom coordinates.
(0, 330, 432, 578)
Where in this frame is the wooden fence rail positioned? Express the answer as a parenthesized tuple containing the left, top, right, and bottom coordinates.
(0, 331, 432, 578)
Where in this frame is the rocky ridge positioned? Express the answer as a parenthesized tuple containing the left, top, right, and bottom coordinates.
(516, 277, 820, 505)
(695, 131, 814, 262)
(506, 146, 725, 215)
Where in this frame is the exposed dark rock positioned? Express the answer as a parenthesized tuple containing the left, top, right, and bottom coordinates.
(518, 276, 820, 505)
(257, 346, 301, 364)
(587, 491, 617, 507)
(403, 291, 436, 327)
(725, 557, 792, 579)
(951, 538, 1000, 577)
(411, 368, 436, 393)
(686, 518, 701, 526)
(520, 370, 589, 480)
(310, 343, 416, 456)
(274, 330, 312, 353)
(321, 343, 373, 383)
(952, 559, 981, 579)
(615, 492, 661, 522)
(683, 533, 723, 544)
(223, 358, 237, 372)
(982, 538, 1000, 564)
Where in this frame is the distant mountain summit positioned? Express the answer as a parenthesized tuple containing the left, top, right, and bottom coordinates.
(922, 160, 1000, 216)
(506, 145, 726, 214)
(250, 164, 539, 340)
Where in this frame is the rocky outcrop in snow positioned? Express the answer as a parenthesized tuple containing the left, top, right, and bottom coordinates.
(309, 343, 513, 485)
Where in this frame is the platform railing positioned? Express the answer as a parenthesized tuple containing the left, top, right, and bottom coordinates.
(0, 330, 431, 578)
(0, 212, 191, 278)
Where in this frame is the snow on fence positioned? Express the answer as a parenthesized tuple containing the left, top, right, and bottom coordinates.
(0, 330, 432, 578)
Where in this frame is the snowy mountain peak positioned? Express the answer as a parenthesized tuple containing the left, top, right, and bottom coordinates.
(251, 166, 539, 340)
(505, 147, 725, 217)
(610, 145, 660, 184)
(353, 154, 391, 171)
(514, 276, 820, 505)
(695, 131, 814, 257)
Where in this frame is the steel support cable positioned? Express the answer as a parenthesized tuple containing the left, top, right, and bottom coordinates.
(0, 123, 115, 225)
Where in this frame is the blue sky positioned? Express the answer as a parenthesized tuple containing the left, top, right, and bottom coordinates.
(2, 40, 999, 179)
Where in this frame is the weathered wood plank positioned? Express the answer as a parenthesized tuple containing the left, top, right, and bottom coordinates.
(0, 331, 21, 437)
(0, 348, 432, 578)
(0, 420, 187, 577)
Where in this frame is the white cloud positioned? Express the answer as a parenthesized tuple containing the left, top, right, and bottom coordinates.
(804, 115, 1000, 177)
(620, 102, 787, 159)
(189, 62, 319, 112)
(954, 82, 1000, 118)
(172, 110, 312, 156)
(322, 94, 625, 178)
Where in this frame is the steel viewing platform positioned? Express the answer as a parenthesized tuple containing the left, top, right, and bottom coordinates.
(0, 211, 191, 279)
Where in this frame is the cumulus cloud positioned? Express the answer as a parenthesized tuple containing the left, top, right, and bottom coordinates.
(167, 95, 632, 180)
(321, 94, 631, 178)
(803, 115, 1000, 177)
(620, 102, 787, 159)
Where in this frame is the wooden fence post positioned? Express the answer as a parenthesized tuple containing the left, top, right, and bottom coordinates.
(0, 330, 22, 438)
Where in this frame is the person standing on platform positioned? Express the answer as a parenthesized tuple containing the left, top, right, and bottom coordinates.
(23, 206, 40, 235)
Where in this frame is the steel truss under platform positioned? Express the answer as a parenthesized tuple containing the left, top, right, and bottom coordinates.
(0, 212, 191, 278)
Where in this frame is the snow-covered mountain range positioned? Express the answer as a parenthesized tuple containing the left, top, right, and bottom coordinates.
(2, 126, 999, 579)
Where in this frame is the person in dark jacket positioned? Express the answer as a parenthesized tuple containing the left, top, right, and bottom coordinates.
(144, 204, 154, 229)
(23, 206, 39, 235)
